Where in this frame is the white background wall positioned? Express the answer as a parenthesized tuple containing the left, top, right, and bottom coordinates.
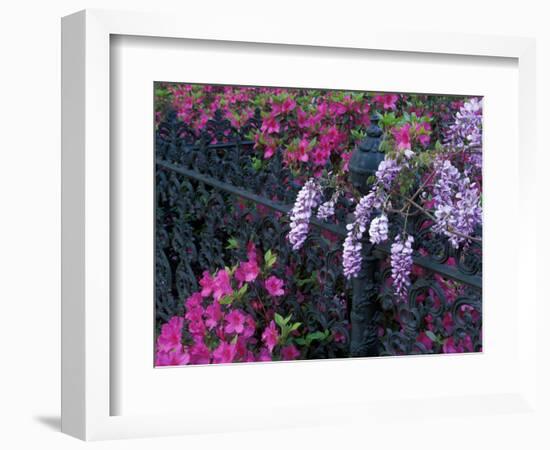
(0, 1, 547, 449)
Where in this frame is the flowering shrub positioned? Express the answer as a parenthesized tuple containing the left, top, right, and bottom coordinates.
(156, 242, 347, 365)
(155, 83, 463, 178)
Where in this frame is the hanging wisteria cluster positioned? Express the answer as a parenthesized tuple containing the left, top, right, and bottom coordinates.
(445, 98, 483, 172)
(390, 235, 414, 298)
(287, 178, 322, 250)
(445, 98, 482, 149)
(432, 159, 482, 248)
(288, 96, 483, 300)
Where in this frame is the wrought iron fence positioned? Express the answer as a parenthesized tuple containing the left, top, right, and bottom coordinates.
(155, 109, 482, 358)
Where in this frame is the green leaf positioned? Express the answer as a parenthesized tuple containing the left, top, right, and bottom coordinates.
(224, 265, 238, 277)
(306, 331, 328, 344)
(289, 322, 302, 332)
(425, 331, 438, 342)
(236, 284, 248, 299)
(225, 237, 239, 250)
(264, 249, 277, 268)
(251, 157, 262, 172)
(219, 294, 233, 305)
(274, 313, 285, 328)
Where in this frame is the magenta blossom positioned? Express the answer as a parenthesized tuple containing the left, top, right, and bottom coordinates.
(185, 292, 202, 310)
(257, 347, 273, 362)
(200, 269, 233, 301)
(189, 340, 210, 365)
(156, 350, 190, 366)
(272, 97, 296, 115)
(392, 123, 411, 150)
(242, 315, 256, 339)
(199, 271, 215, 298)
(265, 276, 285, 297)
(260, 114, 280, 134)
(281, 344, 300, 360)
(157, 316, 184, 353)
(246, 241, 259, 263)
(262, 320, 279, 353)
(212, 341, 236, 364)
(224, 309, 246, 334)
(374, 94, 399, 110)
(204, 301, 222, 330)
(235, 260, 260, 284)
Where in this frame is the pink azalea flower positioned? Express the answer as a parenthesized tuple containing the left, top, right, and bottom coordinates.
(212, 269, 233, 301)
(157, 316, 184, 353)
(261, 320, 279, 352)
(185, 292, 203, 310)
(199, 271, 215, 298)
(297, 108, 309, 129)
(374, 94, 399, 110)
(260, 115, 280, 134)
(281, 344, 300, 360)
(414, 122, 432, 148)
(257, 347, 273, 362)
(234, 336, 249, 361)
(265, 276, 285, 297)
(188, 316, 206, 337)
(263, 144, 276, 159)
(315, 102, 328, 120)
(282, 97, 296, 113)
(295, 138, 310, 162)
(272, 97, 296, 115)
(212, 341, 236, 364)
(329, 102, 347, 116)
(311, 146, 330, 166)
(341, 151, 352, 172)
(235, 260, 260, 284)
(204, 301, 222, 330)
(189, 339, 211, 365)
(242, 315, 256, 339)
(246, 241, 259, 263)
(392, 123, 411, 150)
(155, 349, 190, 366)
(225, 309, 246, 334)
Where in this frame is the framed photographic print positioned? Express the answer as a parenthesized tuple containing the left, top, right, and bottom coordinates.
(62, 8, 539, 442)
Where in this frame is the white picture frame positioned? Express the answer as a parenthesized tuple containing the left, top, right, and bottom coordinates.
(61, 9, 539, 441)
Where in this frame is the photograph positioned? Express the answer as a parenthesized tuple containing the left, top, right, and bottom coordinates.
(154, 83, 483, 366)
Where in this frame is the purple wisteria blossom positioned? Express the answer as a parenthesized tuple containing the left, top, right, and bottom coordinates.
(375, 158, 402, 190)
(288, 178, 322, 250)
(316, 199, 335, 220)
(342, 156, 403, 279)
(390, 234, 414, 299)
(445, 97, 483, 173)
(445, 97, 483, 149)
(369, 214, 389, 244)
(342, 193, 376, 278)
(432, 159, 482, 248)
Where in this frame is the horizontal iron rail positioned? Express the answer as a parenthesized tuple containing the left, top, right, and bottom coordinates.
(157, 158, 482, 290)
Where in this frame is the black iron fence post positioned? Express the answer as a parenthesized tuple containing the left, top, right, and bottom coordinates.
(349, 242, 379, 356)
(348, 113, 385, 357)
